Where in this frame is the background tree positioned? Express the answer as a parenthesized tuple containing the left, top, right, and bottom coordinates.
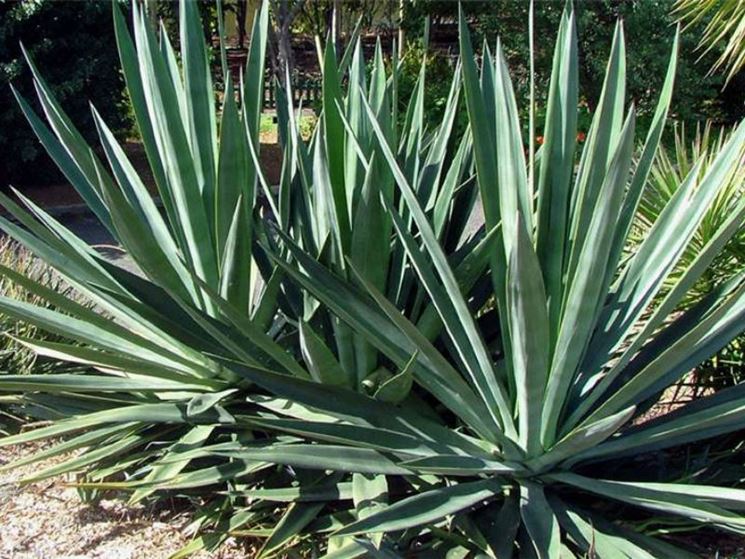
(402, 0, 744, 133)
(267, 0, 305, 80)
(0, 0, 130, 188)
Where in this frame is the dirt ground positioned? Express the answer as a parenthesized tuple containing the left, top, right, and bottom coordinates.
(0, 441, 253, 559)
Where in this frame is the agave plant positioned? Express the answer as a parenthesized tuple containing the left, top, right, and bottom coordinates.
(0, 1, 285, 552)
(0, 0, 479, 555)
(256, 8, 745, 555)
(1, 1, 745, 557)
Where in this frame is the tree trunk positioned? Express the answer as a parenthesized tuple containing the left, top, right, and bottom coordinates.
(237, 0, 247, 49)
(332, 0, 341, 58)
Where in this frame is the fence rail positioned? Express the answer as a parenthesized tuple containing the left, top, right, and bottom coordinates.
(263, 77, 321, 109)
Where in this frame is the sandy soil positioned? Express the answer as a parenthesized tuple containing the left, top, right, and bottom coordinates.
(0, 441, 253, 559)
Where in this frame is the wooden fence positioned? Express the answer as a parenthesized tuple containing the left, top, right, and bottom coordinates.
(263, 77, 322, 109)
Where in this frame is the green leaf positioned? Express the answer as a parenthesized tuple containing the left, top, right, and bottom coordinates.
(11, 87, 112, 230)
(399, 454, 520, 476)
(0, 423, 137, 473)
(519, 480, 561, 559)
(299, 320, 352, 388)
(321, 39, 351, 253)
(217, 444, 411, 476)
(243, 482, 354, 503)
(180, 0, 218, 219)
(550, 496, 691, 559)
(361, 95, 515, 443)
(535, 7, 578, 338)
(18, 430, 147, 484)
(131, 4, 218, 296)
(246, 416, 454, 458)
(220, 351, 489, 457)
(457, 10, 509, 324)
(112, 4, 169, 209)
(271, 233, 499, 442)
(260, 501, 326, 558)
(130, 424, 214, 503)
(0, 374, 206, 394)
(566, 21, 626, 280)
(529, 405, 635, 471)
(550, 473, 745, 533)
(216, 74, 251, 262)
(0, 403, 234, 449)
(353, 473, 388, 519)
(542, 109, 636, 448)
(507, 215, 550, 456)
(572, 375, 745, 463)
(493, 40, 532, 255)
(335, 479, 503, 536)
(187, 389, 238, 416)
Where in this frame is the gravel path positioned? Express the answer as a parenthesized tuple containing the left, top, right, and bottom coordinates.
(0, 442, 254, 559)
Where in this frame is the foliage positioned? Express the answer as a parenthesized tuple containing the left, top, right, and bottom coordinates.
(394, 39, 466, 139)
(674, 0, 745, 84)
(402, 0, 743, 131)
(697, 335, 745, 392)
(292, 0, 385, 38)
(636, 121, 745, 397)
(0, 239, 75, 434)
(0, 2, 745, 558)
(0, 0, 131, 188)
(0, 239, 72, 375)
(636, 121, 745, 304)
(148, 0, 223, 58)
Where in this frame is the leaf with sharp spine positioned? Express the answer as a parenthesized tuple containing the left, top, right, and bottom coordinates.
(299, 319, 351, 388)
(549, 473, 745, 534)
(130, 424, 214, 504)
(361, 94, 515, 442)
(216, 444, 411, 476)
(0, 403, 234, 449)
(180, 0, 217, 213)
(246, 416, 454, 458)
(269, 232, 498, 442)
(217, 355, 488, 456)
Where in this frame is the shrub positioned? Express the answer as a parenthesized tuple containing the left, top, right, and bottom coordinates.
(394, 40, 465, 137)
(0, 0, 130, 188)
(636, 121, 745, 304)
(0, 1, 744, 557)
(0, 238, 76, 434)
(0, 239, 71, 374)
(637, 122, 745, 395)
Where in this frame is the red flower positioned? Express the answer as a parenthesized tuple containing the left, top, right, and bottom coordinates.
(577, 131, 586, 142)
